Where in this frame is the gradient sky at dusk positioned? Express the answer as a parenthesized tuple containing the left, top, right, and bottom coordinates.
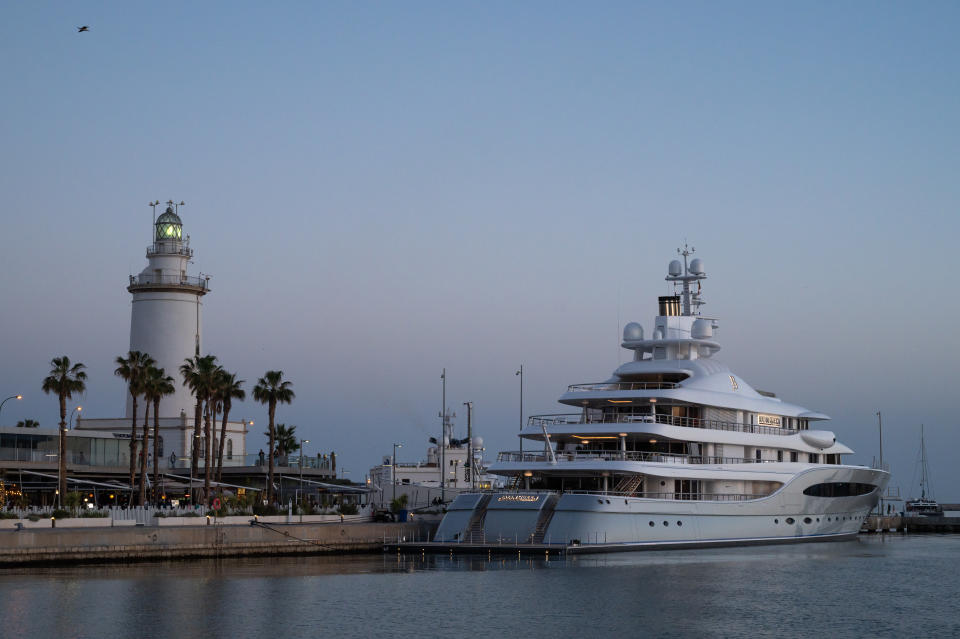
(2, 3, 958, 498)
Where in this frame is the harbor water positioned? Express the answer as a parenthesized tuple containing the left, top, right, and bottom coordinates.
(1, 534, 957, 638)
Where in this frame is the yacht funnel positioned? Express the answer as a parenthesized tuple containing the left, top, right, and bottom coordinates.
(658, 295, 681, 316)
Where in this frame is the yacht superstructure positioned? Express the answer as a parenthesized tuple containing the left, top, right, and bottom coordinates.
(434, 247, 888, 550)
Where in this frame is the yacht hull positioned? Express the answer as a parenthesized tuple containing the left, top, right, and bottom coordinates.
(434, 466, 887, 552)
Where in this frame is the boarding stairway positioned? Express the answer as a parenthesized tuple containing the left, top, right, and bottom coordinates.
(614, 474, 643, 497)
(461, 494, 492, 544)
(528, 494, 560, 544)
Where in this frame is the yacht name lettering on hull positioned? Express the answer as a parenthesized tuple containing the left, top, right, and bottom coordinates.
(757, 414, 782, 427)
(497, 495, 540, 503)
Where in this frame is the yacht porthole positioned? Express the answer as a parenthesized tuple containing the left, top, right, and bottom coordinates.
(605, 499, 611, 504)
(597, 499, 603, 504)
(816, 518, 820, 522)
(677, 521, 682, 527)
(774, 519, 779, 524)
(649, 521, 655, 527)
(803, 517, 812, 524)
(786, 517, 795, 525)
(663, 521, 669, 526)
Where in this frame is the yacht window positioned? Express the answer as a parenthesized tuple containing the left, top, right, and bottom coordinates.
(803, 483, 876, 498)
(786, 517, 795, 525)
(777, 450, 783, 462)
(790, 451, 798, 462)
(755, 449, 762, 461)
(808, 453, 819, 463)
(654, 347, 666, 359)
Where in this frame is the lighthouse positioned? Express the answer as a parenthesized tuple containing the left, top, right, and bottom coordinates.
(75, 200, 247, 467)
(126, 201, 209, 418)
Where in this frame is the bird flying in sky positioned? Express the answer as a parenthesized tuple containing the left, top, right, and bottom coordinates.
(77, 26, 90, 33)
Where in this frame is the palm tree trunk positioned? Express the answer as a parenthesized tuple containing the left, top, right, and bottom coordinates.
(152, 400, 160, 506)
(58, 394, 67, 506)
(139, 406, 149, 505)
(128, 395, 138, 507)
(191, 399, 201, 505)
(203, 401, 212, 506)
(217, 404, 230, 487)
(267, 402, 276, 505)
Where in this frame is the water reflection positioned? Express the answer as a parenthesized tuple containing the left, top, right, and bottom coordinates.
(0, 535, 956, 639)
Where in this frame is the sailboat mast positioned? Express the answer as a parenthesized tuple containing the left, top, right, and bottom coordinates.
(920, 424, 928, 500)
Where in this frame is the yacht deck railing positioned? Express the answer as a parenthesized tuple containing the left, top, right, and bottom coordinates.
(566, 381, 678, 392)
(497, 450, 761, 465)
(568, 491, 769, 502)
(527, 412, 798, 436)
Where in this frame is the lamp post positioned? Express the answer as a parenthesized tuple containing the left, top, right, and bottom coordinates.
(45, 451, 61, 508)
(68, 405, 82, 430)
(392, 442, 402, 503)
(463, 401, 474, 490)
(185, 434, 200, 506)
(0, 395, 22, 423)
(516, 366, 523, 454)
(876, 411, 884, 516)
(299, 438, 309, 506)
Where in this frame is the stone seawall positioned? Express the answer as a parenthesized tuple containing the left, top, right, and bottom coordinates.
(0, 521, 434, 566)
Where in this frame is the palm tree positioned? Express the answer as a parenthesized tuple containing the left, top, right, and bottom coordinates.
(41, 356, 87, 503)
(253, 371, 295, 505)
(16, 419, 40, 428)
(115, 351, 155, 506)
(213, 370, 245, 486)
(272, 423, 300, 456)
(180, 354, 218, 505)
(143, 366, 175, 505)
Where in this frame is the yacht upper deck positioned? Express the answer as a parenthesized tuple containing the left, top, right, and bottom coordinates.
(528, 412, 798, 436)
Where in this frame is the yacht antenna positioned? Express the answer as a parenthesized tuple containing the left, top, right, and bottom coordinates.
(665, 242, 706, 316)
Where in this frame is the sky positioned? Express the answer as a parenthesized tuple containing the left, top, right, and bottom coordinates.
(1, 2, 958, 499)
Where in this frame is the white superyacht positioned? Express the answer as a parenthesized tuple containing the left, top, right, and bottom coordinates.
(434, 248, 888, 550)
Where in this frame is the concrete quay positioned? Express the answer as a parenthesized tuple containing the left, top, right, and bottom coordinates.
(0, 519, 434, 566)
(860, 515, 905, 533)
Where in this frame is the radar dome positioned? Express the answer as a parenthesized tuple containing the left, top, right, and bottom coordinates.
(691, 318, 713, 339)
(472, 437, 484, 449)
(668, 260, 682, 276)
(689, 258, 705, 275)
(623, 322, 644, 341)
(800, 430, 836, 450)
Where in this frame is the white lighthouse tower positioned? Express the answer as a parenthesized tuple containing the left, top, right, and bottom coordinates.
(126, 201, 209, 418)
(75, 200, 248, 467)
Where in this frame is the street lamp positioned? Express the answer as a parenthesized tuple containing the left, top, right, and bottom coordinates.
(516, 366, 523, 454)
(68, 406, 82, 430)
(392, 442, 402, 503)
(183, 434, 201, 506)
(0, 395, 22, 422)
(299, 438, 310, 506)
(45, 452, 60, 508)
